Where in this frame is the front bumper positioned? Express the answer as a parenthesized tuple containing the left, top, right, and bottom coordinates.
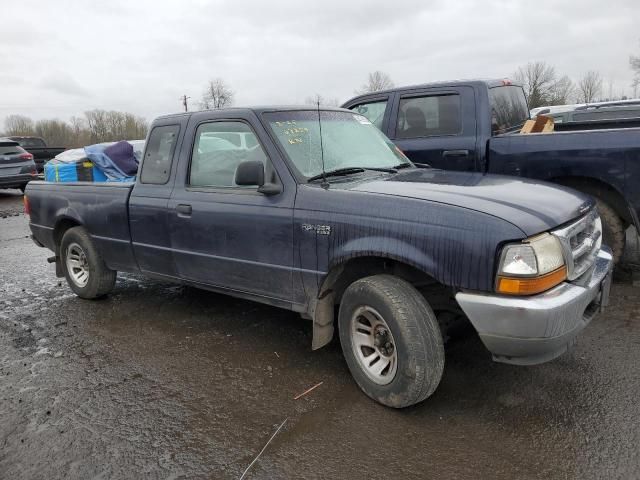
(455, 247, 613, 365)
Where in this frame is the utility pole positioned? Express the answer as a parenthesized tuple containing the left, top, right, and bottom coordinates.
(180, 94, 190, 112)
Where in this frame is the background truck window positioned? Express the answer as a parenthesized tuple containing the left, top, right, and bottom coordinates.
(13, 138, 46, 148)
(396, 94, 461, 138)
(489, 86, 529, 134)
(189, 122, 269, 188)
(350, 100, 388, 129)
(139, 125, 180, 184)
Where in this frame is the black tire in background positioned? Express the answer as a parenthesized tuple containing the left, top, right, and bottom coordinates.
(596, 199, 626, 265)
(60, 226, 117, 299)
(338, 274, 445, 408)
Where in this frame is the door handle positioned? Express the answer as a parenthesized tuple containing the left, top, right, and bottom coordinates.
(442, 149, 470, 158)
(176, 204, 192, 217)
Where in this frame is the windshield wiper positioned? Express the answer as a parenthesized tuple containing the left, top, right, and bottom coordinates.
(307, 167, 366, 183)
(307, 167, 397, 183)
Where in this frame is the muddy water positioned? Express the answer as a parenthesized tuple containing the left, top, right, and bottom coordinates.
(1, 190, 639, 479)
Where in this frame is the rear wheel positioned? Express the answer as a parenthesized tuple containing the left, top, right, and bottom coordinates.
(60, 227, 116, 299)
(338, 274, 445, 408)
(596, 199, 625, 264)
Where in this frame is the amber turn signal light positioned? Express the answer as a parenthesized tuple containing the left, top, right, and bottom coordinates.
(496, 266, 567, 296)
(23, 195, 31, 216)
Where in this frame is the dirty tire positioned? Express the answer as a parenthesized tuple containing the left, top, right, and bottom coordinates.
(60, 226, 116, 299)
(596, 199, 625, 264)
(338, 274, 445, 408)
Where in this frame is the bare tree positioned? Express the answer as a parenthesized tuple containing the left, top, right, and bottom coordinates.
(548, 75, 575, 105)
(84, 110, 148, 143)
(34, 119, 75, 146)
(4, 115, 35, 136)
(513, 61, 557, 108)
(201, 78, 234, 110)
(577, 71, 603, 103)
(85, 109, 110, 142)
(304, 93, 339, 106)
(69, 116, 91, 147)
(356, 71, 394, 94)
(631, 40, 640, 97)
(2, 112, 147, 148)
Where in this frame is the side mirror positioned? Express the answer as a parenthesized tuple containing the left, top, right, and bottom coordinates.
(235, 160, 282, 195)
(235, 161, 265, 186)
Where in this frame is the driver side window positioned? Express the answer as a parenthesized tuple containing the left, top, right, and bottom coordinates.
(349, 100, 388, 130)
(189, 122, 271, 188)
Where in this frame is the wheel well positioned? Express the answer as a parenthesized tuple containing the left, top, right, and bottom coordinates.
(551, 176, 631, 226)
(53, 218, 81, 251)
(321, 256, 439, 305)
(310, 256, 465, 351)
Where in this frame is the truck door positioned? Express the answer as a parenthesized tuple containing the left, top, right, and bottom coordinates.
(168, 113, 295, 302)
(388, 87, 478, 171)
(129, 122, 183, 277)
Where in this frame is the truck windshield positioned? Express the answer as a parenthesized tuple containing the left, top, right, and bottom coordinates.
(264, 110, 408, 180)
(489, 86, 529, 135)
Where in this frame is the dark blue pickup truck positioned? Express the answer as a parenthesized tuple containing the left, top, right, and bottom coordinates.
(343, 79, 640, 264)
(25, 107, 612, 407)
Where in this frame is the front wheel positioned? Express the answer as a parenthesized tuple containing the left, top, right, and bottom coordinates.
(596, 199, 625, 264)
(338, 274, 445, 408)
(60, 226, 116, 299)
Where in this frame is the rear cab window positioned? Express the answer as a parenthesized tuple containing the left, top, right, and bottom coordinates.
(489, 86, 529, 135)
(140, 125, 180, 184)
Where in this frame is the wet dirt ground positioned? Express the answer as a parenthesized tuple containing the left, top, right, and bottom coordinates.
(1, 189, 639, 480)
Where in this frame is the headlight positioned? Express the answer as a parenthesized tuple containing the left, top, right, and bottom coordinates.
(496, 233, 567, 295)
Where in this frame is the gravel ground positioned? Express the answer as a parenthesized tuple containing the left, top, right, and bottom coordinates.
(1, 189, 639, 479)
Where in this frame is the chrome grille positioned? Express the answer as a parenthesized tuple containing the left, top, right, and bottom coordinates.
(552, 208, 602, 280)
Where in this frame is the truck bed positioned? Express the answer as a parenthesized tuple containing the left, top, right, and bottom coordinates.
(27, 181, 138, 272)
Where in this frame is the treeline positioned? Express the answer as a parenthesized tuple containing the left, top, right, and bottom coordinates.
(513, 61, 637, 109)
(2, 111, 148, 148)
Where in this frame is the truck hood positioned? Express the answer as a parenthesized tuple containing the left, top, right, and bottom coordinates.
(349, 169, 594, 236)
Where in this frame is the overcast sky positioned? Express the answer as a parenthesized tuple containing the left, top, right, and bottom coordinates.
(2, 0, 638, 126)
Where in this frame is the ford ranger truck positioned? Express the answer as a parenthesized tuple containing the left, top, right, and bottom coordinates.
(25, 107, 613, 408)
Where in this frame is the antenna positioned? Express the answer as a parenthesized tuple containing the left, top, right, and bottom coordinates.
(316, 99, 328, 189)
